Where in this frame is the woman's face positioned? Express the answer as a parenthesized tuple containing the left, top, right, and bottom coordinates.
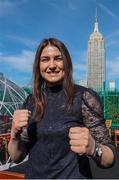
(39, 45, 64, 86)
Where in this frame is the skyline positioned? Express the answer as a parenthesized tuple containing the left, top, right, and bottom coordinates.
(0, 0, 119, 88)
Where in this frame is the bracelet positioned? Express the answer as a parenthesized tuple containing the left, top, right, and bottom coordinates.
(95, 142, 103, 158)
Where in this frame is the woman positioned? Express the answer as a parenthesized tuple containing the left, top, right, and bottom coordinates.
(8, 38, 115, 179)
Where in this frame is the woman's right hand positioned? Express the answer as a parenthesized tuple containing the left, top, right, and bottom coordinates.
(11, 109, 31, 140)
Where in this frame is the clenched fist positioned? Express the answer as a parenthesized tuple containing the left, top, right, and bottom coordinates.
(69, 127, 95, 156)
(11, 109, 31, 140)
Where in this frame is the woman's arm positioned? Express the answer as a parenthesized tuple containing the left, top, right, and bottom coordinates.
(69, 126, 115, 168)
(97, 144, 114, 167)
(81, 89, 115, 167)
(8, 109, 30, 163)
(8, 135, 28, 163)
(69, 88, 115, 168)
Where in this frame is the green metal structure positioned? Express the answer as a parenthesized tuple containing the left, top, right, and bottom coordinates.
(99, 89, 119, 124)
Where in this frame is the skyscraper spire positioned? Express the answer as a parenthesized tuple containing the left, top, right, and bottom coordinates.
(94, 7, 99, 32)
(88, 8, 105, 92)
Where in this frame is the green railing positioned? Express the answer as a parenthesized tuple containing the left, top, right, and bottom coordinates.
(98, 89, 119, 124)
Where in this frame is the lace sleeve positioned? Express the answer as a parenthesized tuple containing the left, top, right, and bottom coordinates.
(82, 89, 113, 145)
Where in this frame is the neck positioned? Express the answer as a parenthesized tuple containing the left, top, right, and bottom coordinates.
(46, 84, 63, 93)
(46, 82, 63, 87)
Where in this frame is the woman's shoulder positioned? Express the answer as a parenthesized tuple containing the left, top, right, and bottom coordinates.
(74, 84, 87, 91)
(74, 84, 100, 102)
(74, 84, 93, 94)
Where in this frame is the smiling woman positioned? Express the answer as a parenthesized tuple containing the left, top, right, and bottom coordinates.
(39, 45, 64, 86)
(8, 38, 116, 179)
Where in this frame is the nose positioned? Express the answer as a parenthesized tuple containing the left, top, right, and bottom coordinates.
(49, 59, 56, 70)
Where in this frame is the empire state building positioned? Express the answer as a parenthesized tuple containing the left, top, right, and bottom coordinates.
(87, 14, 106, 92)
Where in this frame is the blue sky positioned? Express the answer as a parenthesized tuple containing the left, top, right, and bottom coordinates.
(0, 0, 119, 88)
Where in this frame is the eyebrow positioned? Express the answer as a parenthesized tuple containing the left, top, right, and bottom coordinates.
(55, 55, 63, 58)
(40, 55, 62, 58)
(40, 56, 49, 59)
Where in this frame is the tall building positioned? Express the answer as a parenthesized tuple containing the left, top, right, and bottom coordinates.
(87, 12, 106, 92)
(109, 80, 115, 91)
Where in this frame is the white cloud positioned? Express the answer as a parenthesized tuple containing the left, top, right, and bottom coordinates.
(5, 34, 38, 49)
(0, 50, 35, 72)
(98, 3, 119, 24)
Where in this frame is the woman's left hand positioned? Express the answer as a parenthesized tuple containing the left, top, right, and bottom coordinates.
(69, 127, 95, 156)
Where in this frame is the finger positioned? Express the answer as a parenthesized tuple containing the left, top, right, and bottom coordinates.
(69, 127, 88, 134)
(70, 145, 86, 154)
(69, 133, 81, 140)
(13, 116, 28, 124)
(20, 121, 28, 127)
(18, 113, 30, 119)
(69, 139, 81, 146)
(19, 110, 31, 117)
(14, 121, 28, 129)
(17, 109, 29, 113)
(21, 110, 31, 116)
(69, 127, 82, 134)
(69, 131, 88, 140)
(19, 117, 29, 123)
(70, 139, 88, 147)
(14, 110, 31, 117)
(13, 117, 28, 128)
(14, 112, 30, 121)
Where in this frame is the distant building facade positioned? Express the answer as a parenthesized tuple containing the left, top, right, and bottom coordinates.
(80, 80, 88, 88)
(87, 13, 106, 92)
(109, 80, 116, 91)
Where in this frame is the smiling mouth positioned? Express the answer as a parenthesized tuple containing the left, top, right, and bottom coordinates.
(47, 71, 60, 75)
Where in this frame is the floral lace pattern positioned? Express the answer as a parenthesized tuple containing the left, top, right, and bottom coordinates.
(82, 89, 112, 145)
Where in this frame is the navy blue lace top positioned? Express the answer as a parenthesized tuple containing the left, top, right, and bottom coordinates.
(21, 84, 115, 179)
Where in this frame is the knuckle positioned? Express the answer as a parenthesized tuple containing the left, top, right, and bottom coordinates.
(70, 146, 75, 152)
(69, 132, 72, 138)
(82, 145, 86, 153)
(69, 127, 73, 133)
